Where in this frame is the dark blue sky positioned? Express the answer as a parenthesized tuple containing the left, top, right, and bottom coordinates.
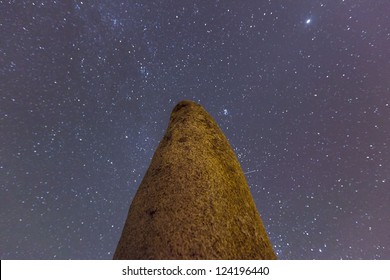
(1, 0, 389, 259)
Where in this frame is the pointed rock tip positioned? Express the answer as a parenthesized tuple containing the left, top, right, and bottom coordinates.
(170, 100, 204, 124)
(172, 100, 200, 113)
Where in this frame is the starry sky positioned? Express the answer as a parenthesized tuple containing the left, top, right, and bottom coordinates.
(1, 0, 389, 260)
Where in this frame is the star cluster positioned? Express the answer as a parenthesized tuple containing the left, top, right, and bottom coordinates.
(1, 1, 389, 259)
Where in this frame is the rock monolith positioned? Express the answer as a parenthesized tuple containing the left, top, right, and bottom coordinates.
(114, 100, 276, 259)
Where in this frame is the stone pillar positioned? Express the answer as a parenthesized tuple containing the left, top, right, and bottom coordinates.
(114, 100, 276, 259)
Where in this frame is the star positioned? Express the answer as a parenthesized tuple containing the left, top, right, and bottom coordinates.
(1, 0, 388, 260)
(223, 108, 229, 116)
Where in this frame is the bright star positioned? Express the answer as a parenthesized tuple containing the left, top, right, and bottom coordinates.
(305, 18, 312, 25)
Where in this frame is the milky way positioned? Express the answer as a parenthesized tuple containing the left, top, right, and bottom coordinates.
(1, 1, 389, 259)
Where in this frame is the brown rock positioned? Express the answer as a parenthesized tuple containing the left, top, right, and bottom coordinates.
(114, 100, 277, 260)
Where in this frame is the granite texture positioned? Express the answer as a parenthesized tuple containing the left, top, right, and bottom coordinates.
(114, 100, 276, 259)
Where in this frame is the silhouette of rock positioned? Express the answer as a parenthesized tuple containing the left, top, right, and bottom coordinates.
(114, 100, 277, 259)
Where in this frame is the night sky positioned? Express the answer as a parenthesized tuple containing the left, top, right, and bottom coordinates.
(1, 1, 389, 260)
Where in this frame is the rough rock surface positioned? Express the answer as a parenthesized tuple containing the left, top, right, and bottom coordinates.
(114, 100, 277, 260)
